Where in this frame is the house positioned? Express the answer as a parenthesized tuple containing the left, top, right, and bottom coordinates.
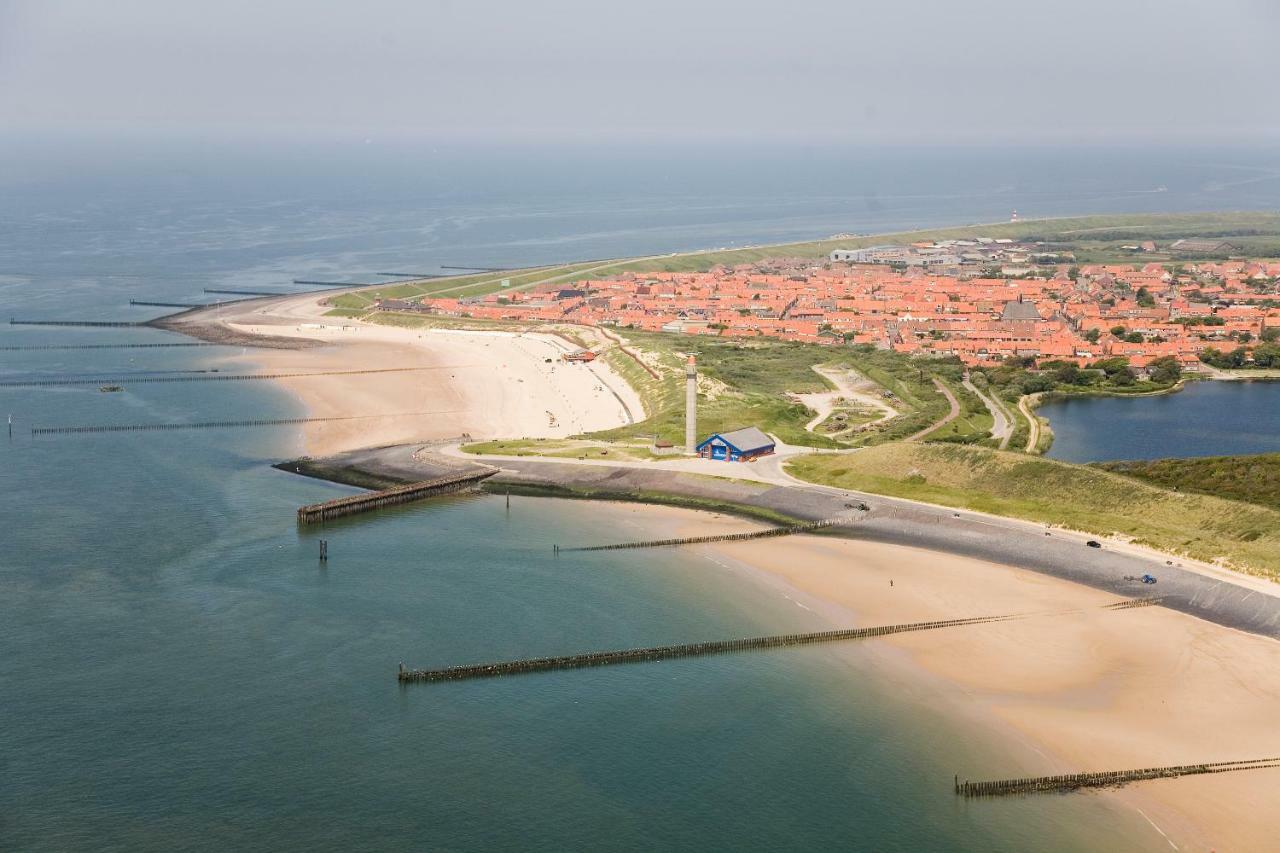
(1169, 239, 1239, 257)
(695, 427, 776, 462)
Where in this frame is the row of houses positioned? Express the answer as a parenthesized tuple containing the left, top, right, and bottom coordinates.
(383, 256, 1279, 369)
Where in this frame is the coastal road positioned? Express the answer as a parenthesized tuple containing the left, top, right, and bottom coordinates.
(963, 377, 1014, 449)
(331, 442, 1280, 643)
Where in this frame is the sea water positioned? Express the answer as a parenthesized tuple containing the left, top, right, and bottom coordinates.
(7, 141, 1278, 850)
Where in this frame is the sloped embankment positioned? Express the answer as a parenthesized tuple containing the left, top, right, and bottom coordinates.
(787, 443, 1280, 578)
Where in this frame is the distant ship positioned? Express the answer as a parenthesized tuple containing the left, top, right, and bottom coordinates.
(99, 384, 123, 392)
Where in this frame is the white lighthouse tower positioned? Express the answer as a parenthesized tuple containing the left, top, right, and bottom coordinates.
(684, 354, 697, 455)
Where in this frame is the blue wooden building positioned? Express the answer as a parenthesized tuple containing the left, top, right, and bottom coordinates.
(695, 427, 776, 462)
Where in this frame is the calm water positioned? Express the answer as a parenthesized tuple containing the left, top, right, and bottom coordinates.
(1043, 381, 1280, 462)
(7, 142, 1280, 850)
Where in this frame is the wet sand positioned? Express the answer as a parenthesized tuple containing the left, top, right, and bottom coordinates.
(690, 530, 1280, 853)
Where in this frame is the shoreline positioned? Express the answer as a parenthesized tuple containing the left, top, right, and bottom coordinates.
(690, 525, 1280, 852)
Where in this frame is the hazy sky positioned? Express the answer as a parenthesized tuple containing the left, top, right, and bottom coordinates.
(2, 0, 1277, 144)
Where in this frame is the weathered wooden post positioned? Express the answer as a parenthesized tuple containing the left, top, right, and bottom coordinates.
(319, 539, 328, 561)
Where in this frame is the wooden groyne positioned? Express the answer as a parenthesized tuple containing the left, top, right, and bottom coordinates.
(9, 319, 144, 327)
(375, 272, 450, 279)
(32, 412, 407, 435)
(32, 412, 455, 436)
(129, 300, 216, 309)
(0, 366, 448, 388)
(204, 289, 291, 296)
(0, 342, 219, 352)
(956, 756, 1280, 798)
(398, 613, 1025, 684)
(298, 469, 497, 524)
(292, 279, 370, 287)
(560, 517, 852, 553)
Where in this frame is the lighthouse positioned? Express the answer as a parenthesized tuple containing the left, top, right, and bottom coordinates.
(684, 354, 697, 455)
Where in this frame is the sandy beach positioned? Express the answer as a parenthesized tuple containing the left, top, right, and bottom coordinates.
(190, 292, 645, 456)
(677, 527, 1280, 853)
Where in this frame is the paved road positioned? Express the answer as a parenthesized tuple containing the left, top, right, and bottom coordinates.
(1018, 393, 1043, 452)
(963, 377, 1013, 448)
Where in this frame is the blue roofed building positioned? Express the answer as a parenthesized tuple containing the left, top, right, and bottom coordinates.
(695, 427, 776, 462)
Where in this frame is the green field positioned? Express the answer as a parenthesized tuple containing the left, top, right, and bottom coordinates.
(786, 443, 1280, 578)
(588, 333, 975, 449)
(1096, 453, 1280, 512)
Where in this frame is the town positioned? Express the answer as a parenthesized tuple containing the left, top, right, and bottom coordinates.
(379, 238, 1280, 373)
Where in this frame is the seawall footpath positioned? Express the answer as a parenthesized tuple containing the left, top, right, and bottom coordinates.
(284, 442, 1280, 642)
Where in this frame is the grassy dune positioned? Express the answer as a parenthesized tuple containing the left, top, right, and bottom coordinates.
(787, 443, 1280, 578)
(1096, 453, 1280, 512)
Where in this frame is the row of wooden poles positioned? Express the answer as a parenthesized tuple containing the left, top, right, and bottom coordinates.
(9, 319, 144, 327)
(297, 470, 497, 524)
(398, 612, 1030, 684)
(0, 343, 219, 351)
(957, 756, 1280, 798)
(0, 366, 441, 388)
(128, 300, 215, 309)
(33, 415, 374, 435)
(557, 517, 850, 553)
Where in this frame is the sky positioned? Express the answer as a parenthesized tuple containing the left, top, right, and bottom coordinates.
(1, 0, 1278, 145)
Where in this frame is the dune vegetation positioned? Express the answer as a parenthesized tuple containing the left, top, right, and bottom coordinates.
(787, 442, 1280, 578)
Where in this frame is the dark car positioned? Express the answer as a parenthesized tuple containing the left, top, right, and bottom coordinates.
(1086, 540, 1102, 549)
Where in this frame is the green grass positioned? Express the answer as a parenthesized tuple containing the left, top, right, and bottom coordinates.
(787, 443, 1280, 578)
(1095, 453, 1280, 512)
(918, 380, 993, 443)
(587, 332, 967, 449)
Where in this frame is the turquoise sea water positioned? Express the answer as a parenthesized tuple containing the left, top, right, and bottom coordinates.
(1042, 380, 1280, 462)
(6, 142, 1279, 850)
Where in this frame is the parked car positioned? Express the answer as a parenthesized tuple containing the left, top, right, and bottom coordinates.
(1086, 540, 1102, 548)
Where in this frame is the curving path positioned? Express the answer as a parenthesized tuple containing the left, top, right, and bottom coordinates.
(906, 378, 960, 441)
(1019, 394, 1043, 453)
(964, 377, 1014, 449)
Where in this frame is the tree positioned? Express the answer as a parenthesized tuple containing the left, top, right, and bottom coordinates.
(1199, 347, 1248, 369)
(1083, 328, 1102, 344)
(1252, 344, 1280, 368)
(1124, 332, 1144, 344)
(1262, 327, 1280, 343)
(1092, 357, 1132, 377)
(1136, 286, 1155, 307)
(1039, 359, 1080, 385)
(1110, 325, 1127, 337)
(1147, 356, 1181, 384)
